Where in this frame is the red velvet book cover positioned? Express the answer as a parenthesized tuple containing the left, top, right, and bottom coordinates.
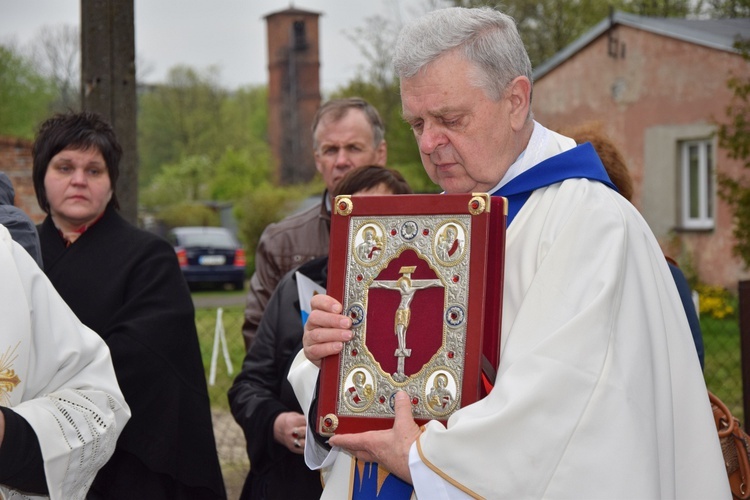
(317, 193, 506, 435)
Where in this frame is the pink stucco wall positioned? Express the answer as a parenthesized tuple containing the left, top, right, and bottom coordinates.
(534, 25, 750, 290)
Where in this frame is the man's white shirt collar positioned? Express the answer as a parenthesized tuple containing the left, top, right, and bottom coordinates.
(487, 121, 576, 194)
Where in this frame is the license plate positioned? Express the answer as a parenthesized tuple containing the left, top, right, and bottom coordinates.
(199, 255, 226, 266)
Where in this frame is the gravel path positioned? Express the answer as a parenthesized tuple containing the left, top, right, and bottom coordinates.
(213, 408, 249, 498)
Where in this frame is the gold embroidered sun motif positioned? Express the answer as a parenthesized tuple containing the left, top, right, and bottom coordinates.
(0, 342, 21, 406)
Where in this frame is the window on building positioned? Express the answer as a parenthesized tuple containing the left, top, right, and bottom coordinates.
(680, 139, 714, 230)
(293, 21, 308, 51)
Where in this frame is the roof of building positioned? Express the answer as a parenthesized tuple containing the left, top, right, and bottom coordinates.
(534, 11, 750, 80)
(264, 6, 322, 19)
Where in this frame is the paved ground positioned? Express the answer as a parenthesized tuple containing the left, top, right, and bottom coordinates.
(213, 409, 250, 499)
(193, 292, 247, 309)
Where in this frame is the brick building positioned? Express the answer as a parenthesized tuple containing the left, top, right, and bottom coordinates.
(265, 7, 321, 185)
(533, 12, 750, 290)
(0, 136, 45, 224)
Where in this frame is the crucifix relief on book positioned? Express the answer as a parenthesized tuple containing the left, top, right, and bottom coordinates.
(369, 265, 442, 382)
(317, 193, 507, 436)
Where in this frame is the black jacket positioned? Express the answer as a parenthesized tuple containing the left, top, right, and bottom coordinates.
(229, 257, 327, 500)
(38, 207, 226, 499)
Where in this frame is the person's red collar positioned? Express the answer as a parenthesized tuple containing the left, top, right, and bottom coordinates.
(54, 211, 106, 247)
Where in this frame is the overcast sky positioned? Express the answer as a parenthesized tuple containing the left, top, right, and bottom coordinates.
(1, 0, 441, 94)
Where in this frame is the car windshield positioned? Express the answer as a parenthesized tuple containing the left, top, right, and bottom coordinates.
(179, 232, 235, 248)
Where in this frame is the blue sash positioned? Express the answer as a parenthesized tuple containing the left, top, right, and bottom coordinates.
(352, 459, 414, 499)
(349, 143, 612, 499)
(494, 142, 615, 226)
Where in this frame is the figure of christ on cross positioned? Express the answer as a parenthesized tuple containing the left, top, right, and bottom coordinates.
(368, 266, 442, 382)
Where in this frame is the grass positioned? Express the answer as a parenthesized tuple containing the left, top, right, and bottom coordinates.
(194, 304, 247, 410)
(703, 312, 743, 422)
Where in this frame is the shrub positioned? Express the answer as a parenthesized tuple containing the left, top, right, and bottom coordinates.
(695, 284, 736, 320)
(234, 182, 321, 275)
(158, 202, 221, 228)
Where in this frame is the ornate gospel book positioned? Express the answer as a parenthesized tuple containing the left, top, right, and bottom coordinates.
(316, 193, 507, 436)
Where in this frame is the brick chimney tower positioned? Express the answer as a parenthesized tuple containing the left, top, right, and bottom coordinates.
(265, 7, 321, 185)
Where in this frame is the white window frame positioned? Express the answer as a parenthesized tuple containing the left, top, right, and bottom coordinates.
(680, 139, 714, 230)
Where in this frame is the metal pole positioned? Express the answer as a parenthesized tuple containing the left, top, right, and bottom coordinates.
(740, 280, 750, 422)
(81, 0, 138, 224)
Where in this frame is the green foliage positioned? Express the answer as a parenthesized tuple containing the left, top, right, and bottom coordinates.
(210, 146, 273, 201)
(451, 0, 610, 67)
(138, 66, 271, 191)
(706, 0, 750, 17)
(140, 146, 276, 237)
(720, 175, 750, 268)
(234, 183, 321, 274)
(218, 85, 270, 156)
(0, 44, 56, 139)
(137, 74, 274, 243)
(158, 202, 221, 228)
(137, 66, 228, 186)
(622, 0, 694, 16)
(717, 39, 750, 268)
(452, 0, 704, 68)
(140, 155, 213, 208)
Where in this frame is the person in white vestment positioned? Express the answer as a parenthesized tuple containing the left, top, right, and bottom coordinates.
(0, 224, 130, 500)
(288, 6, 731, 499)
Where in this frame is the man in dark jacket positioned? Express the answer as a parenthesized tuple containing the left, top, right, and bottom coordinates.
(229, 166, 411, 500)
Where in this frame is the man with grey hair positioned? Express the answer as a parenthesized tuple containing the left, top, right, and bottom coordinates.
(241, 97, 387, 350)
(290, 6, 729, 499)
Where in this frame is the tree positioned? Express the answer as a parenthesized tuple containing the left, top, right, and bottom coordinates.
(158, 202, 220, 228)
(717, 39, 750, 268)
(137, 69, 282, 245)
(31, 24, 81, 111)
(334, 14, 439, 193)
(0, 25, 83, 140)
(451, 0, 698, 68)
(210, 147, 273, 201)
(137, 65, 228, 186)
(705, 0, 750, 17)
(0, 44, 56, 139)
(137, 66, 273, 191)
(235, 182, 319, 274)
(140, 155, 213, 208)
(450, 0, 611, 66)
